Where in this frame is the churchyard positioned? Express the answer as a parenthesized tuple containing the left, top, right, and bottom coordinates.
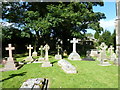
(1, 1, 120, 89)
(0, 39, 119, 88)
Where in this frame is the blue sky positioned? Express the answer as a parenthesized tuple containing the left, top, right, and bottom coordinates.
(87, 0, 116, 34)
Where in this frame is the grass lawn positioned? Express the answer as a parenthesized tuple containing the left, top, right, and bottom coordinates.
(1, 55, 118, 88)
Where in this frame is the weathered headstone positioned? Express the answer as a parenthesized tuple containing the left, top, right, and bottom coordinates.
(63, 50, 68, 56)
(108, 45, 114, 55)
(38, 45, 44, 60)
(4, 44, 17, 71)
(111, 53, 117, 61)
(98, 42, 111, 66)
(55, 45, 62, 60)
(68, 38, 81, 60)
(25, 45, 33, 61)
(19, 78, 49, 89)
(41, 44, 52, 67)
(90, 49, 99, 57)
(58, 59, 77, 73)
(32, 50, 37, 57)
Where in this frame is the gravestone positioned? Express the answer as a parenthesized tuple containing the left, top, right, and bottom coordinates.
(1, 44, 17, 71)
(108, 45, 114, 60)
(63, 50, 68, 56)
(38, 45, 44, 60)
(58, 59, 77, 73)
(41, 44, 52, 67)
(55, 45, 62, 60)
(90, 49, 99, 57)
(108, 45, 114, 55)
(32, 50, 37, 57)
(68, 38, 81, 60)
(98, 42, 111, 66)
(25, 45, 33, 61)
(111, 53, 117, 61)
(82, 51, 95, 61)
(43, 44, 50, 61)
(19, 78, 49, 89)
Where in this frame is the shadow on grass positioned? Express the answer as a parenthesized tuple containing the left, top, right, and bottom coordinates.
(51, 60, 58, 64)
(0, 72, 27, 82)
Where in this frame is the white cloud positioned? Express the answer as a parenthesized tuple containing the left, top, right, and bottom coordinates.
(99, 18, 116, 31)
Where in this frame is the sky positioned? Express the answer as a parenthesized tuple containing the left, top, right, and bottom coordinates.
(87, 0, 116, 34)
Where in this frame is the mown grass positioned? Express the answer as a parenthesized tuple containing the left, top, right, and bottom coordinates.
(1, 55, 118, 88)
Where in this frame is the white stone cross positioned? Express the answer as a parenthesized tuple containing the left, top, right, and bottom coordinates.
(56, 45, 61, 55)
(5, 44, 15, 58)
(108, 45, 114, 54)
(43, 44, 50, 60)
(70, 38, 78, 52)
(27, 45, 33, 57)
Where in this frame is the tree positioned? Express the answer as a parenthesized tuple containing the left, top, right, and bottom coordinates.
(2, 2, 106, 53)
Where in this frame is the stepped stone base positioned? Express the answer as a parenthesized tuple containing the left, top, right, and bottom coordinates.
(68, 52, 81, 60)
(25, 56, 33, 62)
(98, 62, 111, 66)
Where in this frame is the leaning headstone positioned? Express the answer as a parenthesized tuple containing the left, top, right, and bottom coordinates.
(82, 51, 95, 61)
(2, 44, 17, 71)
(68, 38, 81, 60)
(19, 78, 49, 89)
(58, 59, 77, 73)
(25, 45, 33, 61)
(55, 45, 62, 60)
(98, 42, 111, 66)
(38, 45, 44, 60)
(41, 44, 52, 67)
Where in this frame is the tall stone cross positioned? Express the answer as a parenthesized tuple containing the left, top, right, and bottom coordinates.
(70, 38, 78, 53)
(43, 44, 50, 60)
(56, 45, 61, 55)
(5, 44, 15, 58)
(27, 45, 33, 57)
(39, 45, 43, 57)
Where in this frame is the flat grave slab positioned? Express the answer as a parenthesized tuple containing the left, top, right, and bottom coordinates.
(19, 78, 49, 89)
(58, 59, 77, 74)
